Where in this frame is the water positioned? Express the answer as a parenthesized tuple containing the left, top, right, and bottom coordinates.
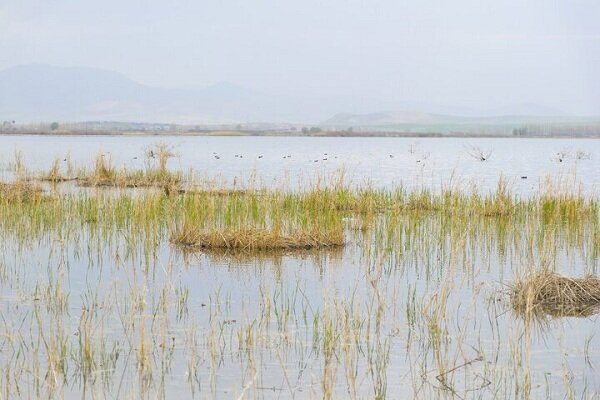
(1, 135, 599, 193)
(0, 135, 599, 399)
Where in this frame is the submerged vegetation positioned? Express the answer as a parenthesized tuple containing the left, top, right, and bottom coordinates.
(0, 148, 600, 398)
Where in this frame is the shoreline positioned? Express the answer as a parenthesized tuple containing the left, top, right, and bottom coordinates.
(1, 130, 600, 139)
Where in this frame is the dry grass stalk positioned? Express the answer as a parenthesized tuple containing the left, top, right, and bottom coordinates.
(511, 271, 600, 318)
(77, 153, 116, 187)
(37, 159, 76, 183)
(170, 226, 345, 251)
(78, 169, 182, 189)
(146, 143, 176, 174)
(76, 150, 182, 189)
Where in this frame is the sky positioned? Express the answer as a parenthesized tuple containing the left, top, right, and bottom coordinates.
(1, 0, 599, 115)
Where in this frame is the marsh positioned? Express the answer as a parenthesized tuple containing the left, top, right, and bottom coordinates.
(0, 137, 598, 398)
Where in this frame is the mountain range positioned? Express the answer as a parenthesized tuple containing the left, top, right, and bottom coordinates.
(0, 64, 577, 126)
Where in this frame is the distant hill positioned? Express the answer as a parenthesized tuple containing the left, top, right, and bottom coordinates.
(0, 64, 336, 123)
(0, 64, 582, 126)
(324, 111, 460, 126)
(0, 64, 162, 122)
(323, 110, 586, 129)
(323, 110, 600, 135)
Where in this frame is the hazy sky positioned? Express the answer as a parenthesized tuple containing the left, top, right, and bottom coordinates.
(1, 1, 599, 114)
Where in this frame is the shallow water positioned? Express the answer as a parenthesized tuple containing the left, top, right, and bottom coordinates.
(1, 135, 599, 193)
(0, 136, 599, 399)
(3, 212, 599, 399)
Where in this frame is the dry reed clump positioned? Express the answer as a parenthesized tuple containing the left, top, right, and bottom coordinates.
(79, 171, 182, 189)
(145, 143, 176, 173)
(511, 271, 600, 318)
(77, 152, 182, 189)
(179, 188, 251, 197)
(170, 226, 345, 251)
(0, 182, 44, 201)
(38, 174, 76, 183)
(37, 159, 76, 183)
(77, 153, 117, 187)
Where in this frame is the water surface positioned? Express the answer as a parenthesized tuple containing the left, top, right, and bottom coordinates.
(0, 135, 598, 399)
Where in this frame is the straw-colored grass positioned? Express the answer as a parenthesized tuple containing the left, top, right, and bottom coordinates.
(78, 169, 181, 189)
(179, 188, 251, 197)
(0, 181, 44, 201)
(170, 225, 345, 251)
(511, 271, 600, 318)
(37, 159, 76, 183)
(76, 150, 182, 189)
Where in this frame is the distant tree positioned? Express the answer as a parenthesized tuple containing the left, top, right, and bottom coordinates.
(309, 126, 322, 134)
(2, 120, 15, 131)
(301, 127, 309, 134)
(512, 127, 528, 136)
(50, 122, 59, 131)
(0, 120, 15, 131)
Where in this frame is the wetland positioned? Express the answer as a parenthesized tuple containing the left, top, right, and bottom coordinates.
(0, 136, 599, 399)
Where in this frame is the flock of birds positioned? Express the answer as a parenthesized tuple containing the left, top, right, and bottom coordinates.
(201, 148, 590, 184)
(51, 147, 592, 189)
(209, 151, 432, 163)
(206, 151, 569, 165)
(47, 144, 590, 194)
(70, 147, 589, 168)
(75, 147, 587, 185)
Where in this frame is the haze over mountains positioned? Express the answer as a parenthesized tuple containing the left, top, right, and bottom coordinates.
(0, 64, 581, 126)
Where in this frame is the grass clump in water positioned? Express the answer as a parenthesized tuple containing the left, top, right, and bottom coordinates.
(0, 181, 44, 201)
(170, 225, 345, 251)
(511, 271, 600, 318)
(37, 158, 77, 183)
(78, 149, 182, 189)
